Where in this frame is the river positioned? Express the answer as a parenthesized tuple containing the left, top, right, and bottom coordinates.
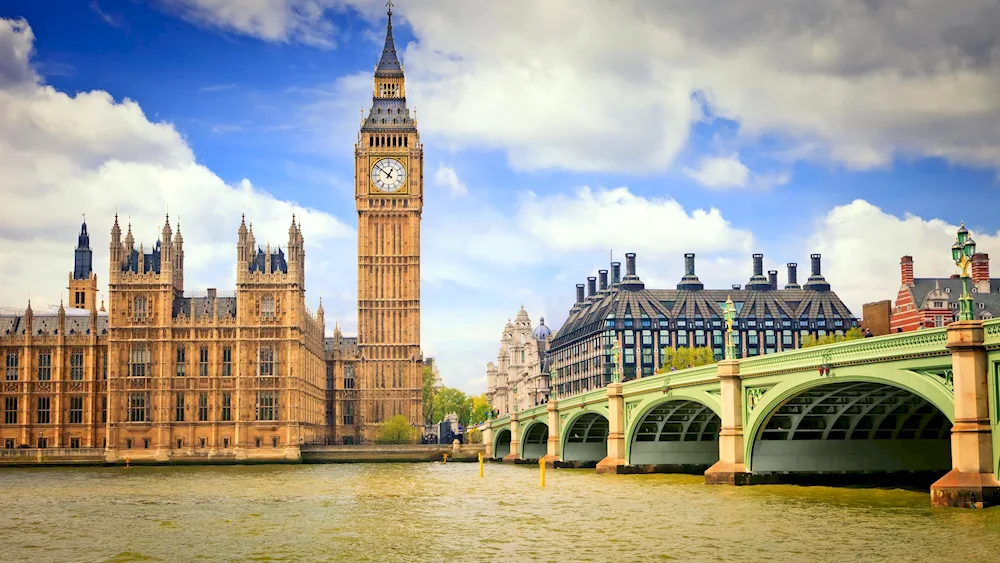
(1, 463, 999, 562)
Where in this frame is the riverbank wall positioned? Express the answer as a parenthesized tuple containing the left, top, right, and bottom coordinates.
(0, 444, 489, 467)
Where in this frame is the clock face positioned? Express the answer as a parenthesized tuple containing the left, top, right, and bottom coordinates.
(371, 158, 406, 193)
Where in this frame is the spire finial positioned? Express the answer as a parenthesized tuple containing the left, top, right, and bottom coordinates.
(387, 0, 393, 17)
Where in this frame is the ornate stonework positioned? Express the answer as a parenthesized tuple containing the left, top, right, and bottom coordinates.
(486, 307, 552, 415)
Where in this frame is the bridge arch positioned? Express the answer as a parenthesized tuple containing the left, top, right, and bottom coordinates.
(625, 392, 722, 471)
(745, 373, 954, 477)
(520, 421, 548, 460)
(561, 409, 610, 465)
(493, 429, 511, 460)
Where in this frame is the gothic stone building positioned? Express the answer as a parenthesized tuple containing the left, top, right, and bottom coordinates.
(485, 307, 553, 416)
(0, 216, 328, 460)
(549, 252, 858, 397)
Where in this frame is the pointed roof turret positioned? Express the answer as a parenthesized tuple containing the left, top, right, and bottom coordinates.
(376, 1, 402, 75)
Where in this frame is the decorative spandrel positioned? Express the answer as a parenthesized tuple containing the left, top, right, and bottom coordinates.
(746, 387, 769, 412)
(625, 401, 638, 426)
(915, 369, 954, 393)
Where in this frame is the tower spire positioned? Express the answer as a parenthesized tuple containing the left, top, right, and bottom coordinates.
(376, 1, 401, 74)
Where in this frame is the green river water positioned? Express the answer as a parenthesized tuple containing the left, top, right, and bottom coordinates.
(2, 463, 1000, 562)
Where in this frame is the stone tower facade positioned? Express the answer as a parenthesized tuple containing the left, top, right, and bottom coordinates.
(354, 4, 424, 440)
(68, 220, 98, 311)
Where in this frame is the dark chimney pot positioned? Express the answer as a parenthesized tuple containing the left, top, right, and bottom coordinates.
(811, 254, 822, 276)
(625, 253, 637, 276)
(753, 253, 764, 276)
(612, 262, 621, 284)
(575, 284, 585, 303)
(207, 288, 217, 299)
(599, 270, 609, 291)
(787, 263, 798, 286)
(587, 277, 597, 297)
(768, 270, 778, 290)
(684, 253, 696, 276)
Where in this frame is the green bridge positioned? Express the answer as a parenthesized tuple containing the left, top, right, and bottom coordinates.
(484, 319, 1000, 508)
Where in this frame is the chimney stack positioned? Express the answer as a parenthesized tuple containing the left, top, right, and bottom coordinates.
(626, 253, 637, 276)
(972, 253, 990, 293)
(598, 270, 609, 291)
(587, 276, 597, 297)
(811, 254, 822, 277)
(684, 253, 695, 277)
(575, 284, 585, 303)
(803, 253, 830, 291)
(900, 256, 914, 286)
(768, 270, 778, 290)
(611, 262, 621, 284)
(753, 253, 764, 276)
(747, 253, 771, 290)
(785, 263, 799, 289)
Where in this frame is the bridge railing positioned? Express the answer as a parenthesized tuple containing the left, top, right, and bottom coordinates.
(985, 317, 1000, 348)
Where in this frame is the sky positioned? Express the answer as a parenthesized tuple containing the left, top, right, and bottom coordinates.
(0, 0, 999, 394)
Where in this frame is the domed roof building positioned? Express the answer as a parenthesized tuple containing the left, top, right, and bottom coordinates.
(485, 306, 554, 416)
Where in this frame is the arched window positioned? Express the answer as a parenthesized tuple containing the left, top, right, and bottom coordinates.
(134, 295, 147, 319)
(404, 137, 408, 147)
(369, 137, 373, 147)
(262, 295, 275, 319)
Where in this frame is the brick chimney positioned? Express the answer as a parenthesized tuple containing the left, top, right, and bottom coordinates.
(972, 253, 990, 293)
(900, 256, 914, 287)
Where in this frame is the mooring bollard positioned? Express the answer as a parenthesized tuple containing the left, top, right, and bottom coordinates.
(443, 453, 448, 463)
(539, 456, 545, 488)
(478, 452, 484, 478)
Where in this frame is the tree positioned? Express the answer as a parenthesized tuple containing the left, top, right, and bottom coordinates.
(432, 387, 471, 425)
(801, 326, 864, 348)
(422, 366, 437, 426)
(658, 346, 716, 373)
(377, 414, 417, 444)
(466, 428, 483, 445)
(469, 394, 490, 425)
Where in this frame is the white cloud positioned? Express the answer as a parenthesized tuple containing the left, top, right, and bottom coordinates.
(684, 155, 749, 188)
(807, 200, 1000, 317)
(0, 18, 355, 331)
(432, 163, 467, 198)
(156, 0, 1000, 174)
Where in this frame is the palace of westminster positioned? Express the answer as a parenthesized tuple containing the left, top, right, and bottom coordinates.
(0, 6, 422, 459)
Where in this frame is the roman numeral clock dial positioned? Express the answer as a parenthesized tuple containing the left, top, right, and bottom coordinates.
(371, 158, 406, 193)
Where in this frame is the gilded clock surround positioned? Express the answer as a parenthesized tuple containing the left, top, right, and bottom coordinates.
(369, 156, 409, 195)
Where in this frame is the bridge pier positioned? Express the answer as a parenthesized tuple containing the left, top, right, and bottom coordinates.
(705, 359, 751, 485)
(596, 383, 626, 474)
(540, 399, 560, 467)
(931, 321, 1000, 508)
(482, 421, 494, 459)
(502, 413, 520, 463)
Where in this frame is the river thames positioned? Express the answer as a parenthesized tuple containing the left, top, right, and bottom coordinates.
(2, 463, 1000, 562)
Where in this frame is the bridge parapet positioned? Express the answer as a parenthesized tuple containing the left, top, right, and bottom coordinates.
(984, 317, 1000, 349)
(739, 326, 949, 377)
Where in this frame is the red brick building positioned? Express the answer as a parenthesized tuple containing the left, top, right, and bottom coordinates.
(890, 253, 997, 332)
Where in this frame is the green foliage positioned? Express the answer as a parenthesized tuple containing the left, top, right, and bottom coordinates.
(422, 366, 437, 426)
(469, 394, 490, 425)
(658, 346, 717, 373)
(466, 428, 483, 445)
(432, 387, 472, 426)
(376, 414, 417, 444)
(800, 326, 864, 348)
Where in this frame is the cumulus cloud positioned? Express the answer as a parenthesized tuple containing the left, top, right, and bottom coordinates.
(684, 155, 750, 188)
(0, 18, 355, 329)
(807, 200, 1000, 317)
(156, 0, 1000, 175)
(432, 164, 467, 198)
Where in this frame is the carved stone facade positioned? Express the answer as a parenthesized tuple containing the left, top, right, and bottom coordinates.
(486, 307, 552, 415)
(0, 217, 328, 461)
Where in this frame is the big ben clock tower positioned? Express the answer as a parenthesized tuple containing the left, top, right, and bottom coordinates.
(355, 1, 424, 440)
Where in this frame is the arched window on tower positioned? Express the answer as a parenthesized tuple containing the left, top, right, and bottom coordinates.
(262, 295, 275, 320)
(134, 295, 147, 319)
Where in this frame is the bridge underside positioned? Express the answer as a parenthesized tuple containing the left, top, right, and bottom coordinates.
(561, 413, 609, 468)
(751, 381, 952, 486)
(494, 430, 511, 460)
(522, 423, 548, 461)
(628, 400, 720, 474)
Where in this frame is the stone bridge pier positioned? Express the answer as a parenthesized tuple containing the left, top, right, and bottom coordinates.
(930, 321, 1000, 508)
(704, 359, 750, 485)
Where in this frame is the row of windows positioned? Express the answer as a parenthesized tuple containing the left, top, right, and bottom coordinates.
(5, 350, 108, 381)
(126, 391, 277, 422)
(130, 294, 280, 320)
(603, 315, 847, 330)
(3, 396, 107, 425)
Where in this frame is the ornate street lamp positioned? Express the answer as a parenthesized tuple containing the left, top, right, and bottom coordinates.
(610, 338, 622, 383)
(549, 368, 558, 401)
(952, 221, 977, 321)
(723, 295, 737, 360)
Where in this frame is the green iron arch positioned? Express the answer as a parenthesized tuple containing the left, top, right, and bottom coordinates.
(744, 371, 955, 474)
(560, 409, 610, 464)
(520, 421, 548, 460)
(493, 428, 512, 460)
(623, 389, 723, 464)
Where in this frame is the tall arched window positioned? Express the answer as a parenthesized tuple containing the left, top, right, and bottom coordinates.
(262, 295, 275, 319)
(134, 295, 147, 319)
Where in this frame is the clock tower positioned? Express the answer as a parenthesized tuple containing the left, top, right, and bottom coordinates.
(355, 2, 424, 440)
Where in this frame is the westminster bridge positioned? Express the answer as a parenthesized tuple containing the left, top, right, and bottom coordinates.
(483, 319, 1000, 508)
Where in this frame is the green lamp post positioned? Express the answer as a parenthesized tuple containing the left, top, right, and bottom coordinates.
(723, 295, 737, 360)
(951, 222, 977, 321)
(549, 367, 558, 401)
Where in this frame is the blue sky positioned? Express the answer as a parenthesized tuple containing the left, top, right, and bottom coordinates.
(1, 0, 998, 393)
